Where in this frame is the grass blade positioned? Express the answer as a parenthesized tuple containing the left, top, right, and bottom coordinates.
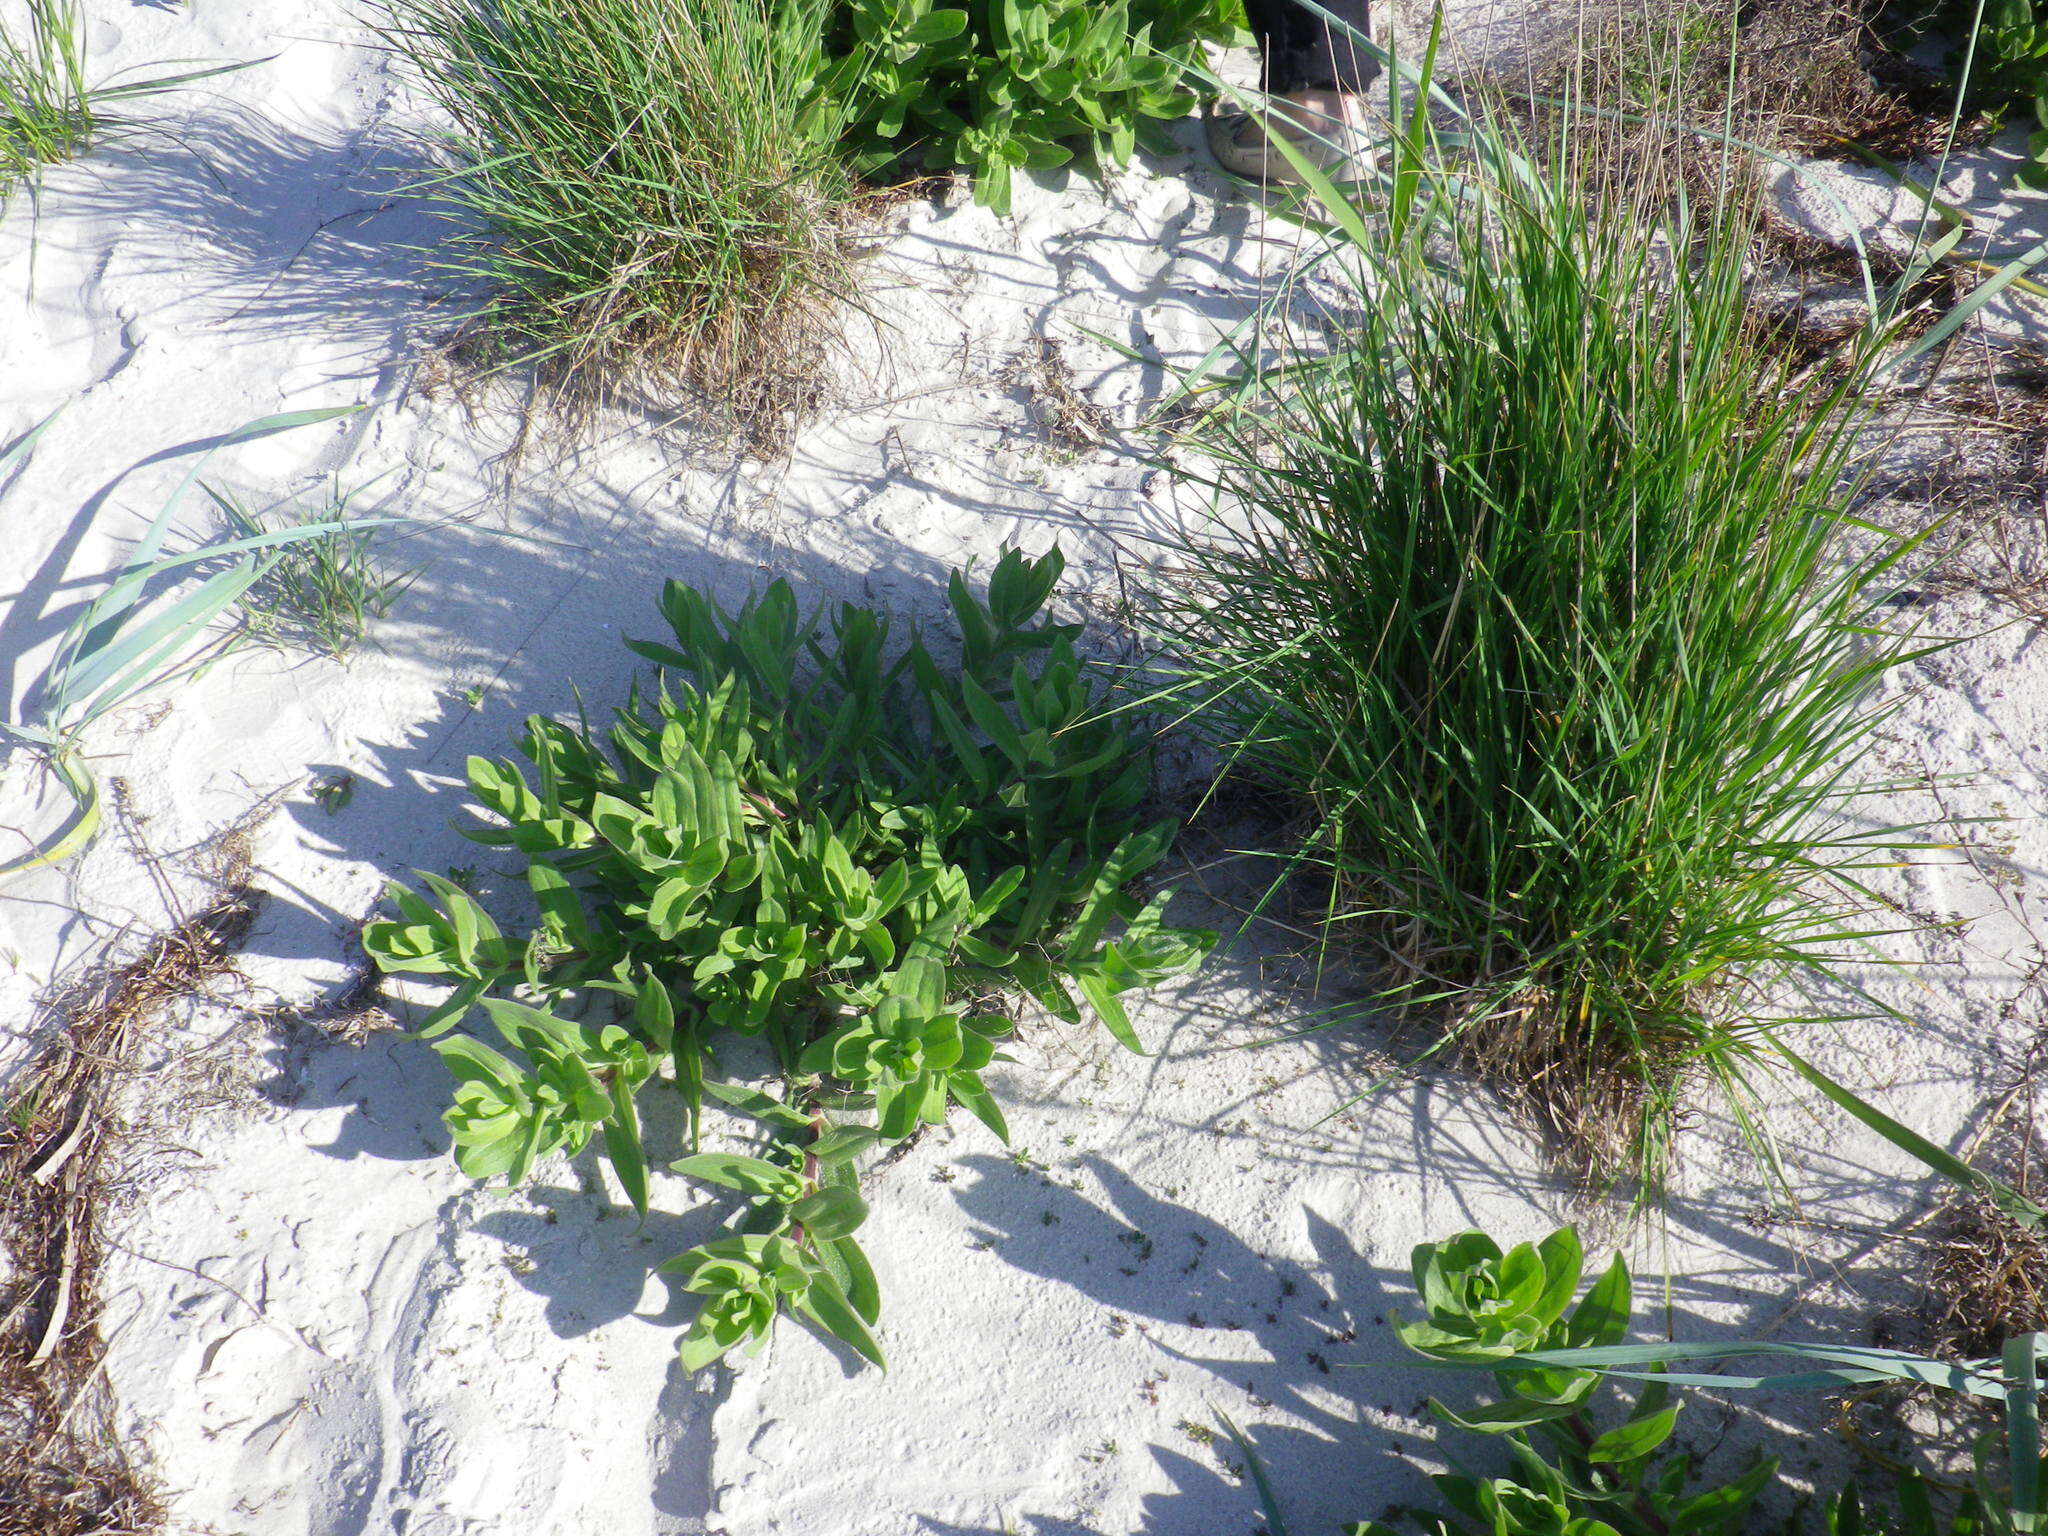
(1773, 1042, 2048, 1232)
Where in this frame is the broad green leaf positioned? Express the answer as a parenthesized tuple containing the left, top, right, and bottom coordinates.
(959, 672, 1030, 768)
(788, 1184, 869, 1240)
(1584, 1405, 1678, 1464)
(704, 1081, 815, 1131)
(809, 1125, 881, 1163)
(949, 1072, 1010, 1142)
(672, 1152, 802, 1197)
(604, 1072, 650, 1219)
(1074, 970, 1144, 1054)
(827, 1235, 882, 1323)
(794, 1271, 886, 1369)
(1565, 1255, 1631, 1348)
(636, 974, 676, 1050)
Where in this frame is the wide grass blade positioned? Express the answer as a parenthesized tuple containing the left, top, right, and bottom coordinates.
(2011, 1333, 2045, 1533)
(2, 407, 365, 877)
(0, 748, 100, 878)
(1773, 1042, 2048, 1232)
(1216, 1409, 1292, 1536)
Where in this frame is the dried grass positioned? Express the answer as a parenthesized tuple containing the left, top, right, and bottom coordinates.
(1010, 338, 1116, 455)
(1922, 1025, 2048, 1361)
(1493, 0, 1969, 263)
(1927, 1195, 2048, 1360)
(0, 887, 254, 1536)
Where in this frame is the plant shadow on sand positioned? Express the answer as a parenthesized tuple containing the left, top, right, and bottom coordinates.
(215, 513, 920, 1531)
(37, 104, 450, 359)
(866, 828, 2018, 1534)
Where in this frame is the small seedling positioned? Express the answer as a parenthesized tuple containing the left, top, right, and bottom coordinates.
(213, 478, 417, 660)
(5, 1085, 41, 1132)
(309, 771, 354, 815)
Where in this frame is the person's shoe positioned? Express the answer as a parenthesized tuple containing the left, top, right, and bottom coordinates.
(1208, 89, 1375, 186)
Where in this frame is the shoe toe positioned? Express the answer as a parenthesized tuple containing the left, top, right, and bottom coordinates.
(1207, 112, 1273, 179)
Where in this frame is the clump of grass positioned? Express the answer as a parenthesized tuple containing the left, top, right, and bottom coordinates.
(0, 0, 91, 192)
(1157, 82, 1947, 1185)
(374, 0, 860, 449)
(1, 0, 261, 203)
(208, 481, 417, 660)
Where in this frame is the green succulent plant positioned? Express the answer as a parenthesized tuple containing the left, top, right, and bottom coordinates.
(665, 1231, 882, 1372)
(364, 547, 1212, 1371)
(1350, 1227, 1764, 1536)
(1889, 0, 2048, 185)
(434, 998, 656, 1202)
(1340, 1225, 2014, 1536)
(819, 0, 1249, 212)
(799, 956, 1014, 1138)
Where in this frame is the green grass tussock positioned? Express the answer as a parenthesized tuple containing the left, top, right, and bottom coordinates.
(1159, 116, 1947, 1185)
(375, 0, 859, 445)
(2, 0, 256, 204)
(0, 0, 92, 194)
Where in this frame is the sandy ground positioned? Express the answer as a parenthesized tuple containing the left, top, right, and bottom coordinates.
(3, 2, 2047, 1533)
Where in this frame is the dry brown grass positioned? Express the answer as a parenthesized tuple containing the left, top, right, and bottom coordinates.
(1504, 0, 1969, 220)
(1927, 1194, 2048, 1359)
(0, 887, 254, 1536)
(1011, 337, 1117, 455)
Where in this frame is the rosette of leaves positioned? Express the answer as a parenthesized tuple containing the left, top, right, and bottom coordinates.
(799, 954, 1015, 1139)
(668, 1094, 882, 1370)
(440, 999, 655, 1188)
(1342, 1226, 2006, 1536)
(818, 0, 1250, 213)
(363, 547, 1212, 1372)
(1359, 1228, 1777, 1536)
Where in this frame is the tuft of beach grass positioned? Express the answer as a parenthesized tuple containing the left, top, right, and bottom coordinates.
(1155, 68, 1949, 1187)
(373, 0, 863, 452)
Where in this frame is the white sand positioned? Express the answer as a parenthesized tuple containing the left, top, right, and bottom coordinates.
(3, 3, 2046, 1533)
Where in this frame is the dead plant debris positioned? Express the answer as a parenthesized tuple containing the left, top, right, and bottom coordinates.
(1011, 337, 1116, 454)
(1912, 1014, 2048, 1364)
(0, 888, 256, 1536)
(1927, 1194, 2048, 1360)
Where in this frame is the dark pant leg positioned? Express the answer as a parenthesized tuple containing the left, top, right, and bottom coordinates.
(1242, 0, 1377, 94)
